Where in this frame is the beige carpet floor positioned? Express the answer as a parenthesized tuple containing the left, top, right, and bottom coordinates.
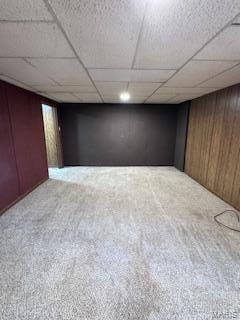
(0, 167, 240, 320)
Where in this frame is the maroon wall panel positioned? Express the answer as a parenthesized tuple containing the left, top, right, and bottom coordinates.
(0, 81, 20, 210)
(7, 84, 48, 195)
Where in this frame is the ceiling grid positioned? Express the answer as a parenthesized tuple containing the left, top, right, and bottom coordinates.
(0, 0, 240, 103)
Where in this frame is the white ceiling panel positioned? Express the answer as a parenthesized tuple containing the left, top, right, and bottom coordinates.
(146, 93, 177, 103)
(0, 22, 74, 57)
(195, 26, 240, 61)
(27, 58, 92, 85)
(102, 94, 147, 103)
(167, 98, 187, 104)
(48, 92, 79, 102)
(99, 87, 151, 102)
(200, 64, 240, 88)
(134, 0, 240, 69)
(156, 86, 218, 95)
(89, 69, 175, 82)
(39, 92, 58, 100)
(95, 82, 128, 96)
(74, 93, 102, 103)
(102, 97, 121, 103)
(34, 84, 96, 93)
(173, 93, 207, 100)
(101, 94, 124, 102)
(129, 94, 149, 101)
(48, 0, 147, 68)
(103, 97, 144, 104)
(165, 60, 237, 87)
(0, 0, 52, 21)
(231, 16, 240, 24)
(167, 92, 206, 103)
(0, 75, 35, 92)
(0, 58, 56, 85)
(128, 82, 161, 96)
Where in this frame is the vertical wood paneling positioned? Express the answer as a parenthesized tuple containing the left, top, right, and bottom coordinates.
(232, 151, 240, 209)
(185, 84, 240, 211)
(185, 100, 198, 179)
(221, 86, 239, 201)
(174, 102, 190, 171)
(230, 92, 240, 209)
(197, 94, 216, 186)
(42, 105, 59, 167)
(206, 90, 227, 191)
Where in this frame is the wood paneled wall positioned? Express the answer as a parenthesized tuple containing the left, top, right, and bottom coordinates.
(42, 104, 60, 168)
(185, 84, 240, 210)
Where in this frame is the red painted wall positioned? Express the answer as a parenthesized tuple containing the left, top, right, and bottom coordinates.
(0, 80, 57, 213)
(7, 85, 48, 194)
(0, 81, 20, 210)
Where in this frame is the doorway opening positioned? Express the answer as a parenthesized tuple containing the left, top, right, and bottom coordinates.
(42, 104, 63, 170)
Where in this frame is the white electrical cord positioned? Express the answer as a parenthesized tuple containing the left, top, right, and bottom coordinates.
(214, 209, 240, 233)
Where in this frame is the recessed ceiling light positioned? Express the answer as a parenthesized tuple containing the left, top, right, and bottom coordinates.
(120, 92, 130, 102)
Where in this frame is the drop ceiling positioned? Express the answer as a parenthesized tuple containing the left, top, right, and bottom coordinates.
(0, 0, 240, 104)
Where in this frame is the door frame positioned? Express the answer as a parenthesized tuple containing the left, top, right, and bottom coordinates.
(41, 100, 63, 168)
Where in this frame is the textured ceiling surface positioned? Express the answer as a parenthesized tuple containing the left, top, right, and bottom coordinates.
(0, 0, 240, 104)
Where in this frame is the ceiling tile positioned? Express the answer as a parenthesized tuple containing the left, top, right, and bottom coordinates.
(48, 0, 147, 68)
(102, 98, 121, 103)
(129, 94, 149, 101)
(167, 98, 186, 104)
(0, 0, 52, 21)
(165, 60, 237, 87)
(101, 94, 123, 102)
(39, 92, 58, 100)
(0, 58, 56, 85)
(146, 93, 177, 103)
(156, 86, 218, 95)
(34, 84, 96, 93)
(168, 89, 223, 102)
(48, 92, 79, 102)
(199, 64, 240, 88)
(103, 97, 144, 104)
(0, 75, 34, 91)
(0, 22, 74, 57)
(173, 93, 206, 100)
(128, 82, 161, 96)
(134, 1, 240, 69)
(195, 26, 240, 61)
(89, 69, 175, 82)
(74, 93, 102, 103)
(101, 90, 146, 102)
(95, 82, 128, 96)
(232, 16, 240, 23)
(27, 58, 92, 85)
(168, 93, 202, 103)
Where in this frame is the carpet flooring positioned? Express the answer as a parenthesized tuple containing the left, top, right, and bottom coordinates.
(0, 167, 240, 320)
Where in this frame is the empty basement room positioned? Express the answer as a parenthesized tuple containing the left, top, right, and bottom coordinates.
(1, 1, 240, 319)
